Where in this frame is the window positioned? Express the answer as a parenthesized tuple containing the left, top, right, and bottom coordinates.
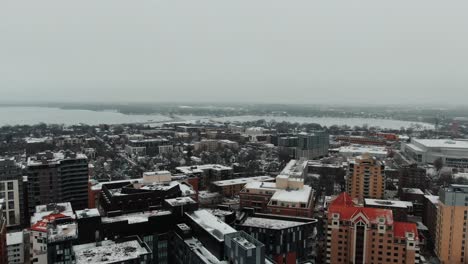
(7, 182, 13, 190)
(8, 192, 13, 200)
(8, 213, 15, 225)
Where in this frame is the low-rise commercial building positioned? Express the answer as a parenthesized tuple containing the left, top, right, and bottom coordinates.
(401, 138, 468, 168)
(211, 176, 274, 197)
(194, 139, 239, 152)
(176, 164, 233, 190)
(240, 160, 315, 218)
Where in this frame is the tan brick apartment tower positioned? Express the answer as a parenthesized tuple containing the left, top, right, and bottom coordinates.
(326, 193, 420, 264)
(346, 154, 385, 202)
(436, 184, 468, 264)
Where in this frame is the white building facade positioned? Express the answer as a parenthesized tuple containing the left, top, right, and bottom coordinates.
(401, 138, 468, 168)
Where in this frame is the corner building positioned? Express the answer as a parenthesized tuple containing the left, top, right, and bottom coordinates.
(436, 184, 468, 264)
(326, 193, 420, 264)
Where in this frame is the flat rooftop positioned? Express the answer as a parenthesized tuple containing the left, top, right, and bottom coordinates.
(102, 210, 171, 224)
(199, 191, 222, 199)
(241, 217, 308, 230)
(76, 208, 100, 219)
(48, 223, 78, 243)
(186, 210, 237, 242)
(212, 176, 274, 187)
(165, 197, 197, 207)
(338, 145, 387, 154)
(185, 238, 227, 264)
(232, 236, 256, 250)
(27, 151, 87, 166)
(425, 195, 439, 205)
(73, 239, 149, 264)
(365, 199, 413, 209)
(243, 181, 277, 191)
(32, 203, 74, 225)
(177, 164, 232, 173)
(401, 188, 424, 195)
(279, 159, 307, 178)
(413, 138, 468, 149)
(270, 185, 313, 204)
(91, 179, 142, 191)
(6, 231, 23, 246)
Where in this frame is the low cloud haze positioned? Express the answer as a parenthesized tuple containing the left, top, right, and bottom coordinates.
(1, 0, 467, 105)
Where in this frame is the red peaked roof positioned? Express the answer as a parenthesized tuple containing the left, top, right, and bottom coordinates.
(30, 213, 69, 232)
(328, 193, 418, 240)
(329, 192, 355, 208)
(394, 221, 418, 239)
(329, 193, 394, 225)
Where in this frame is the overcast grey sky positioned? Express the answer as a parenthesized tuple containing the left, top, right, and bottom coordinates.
(1, 0, 467, 105)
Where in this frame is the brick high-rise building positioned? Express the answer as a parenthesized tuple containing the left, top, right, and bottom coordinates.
(436, 184, 468, 264)
(326, 193, 420, 264)
(346, 154, 385, 202)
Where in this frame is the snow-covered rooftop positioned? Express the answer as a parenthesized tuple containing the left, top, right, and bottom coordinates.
(176, 164, 232, 174)
(102, 210, 171, 224)
(185, 238, 227, 264)
(31, 203, 74, 225)
(425, 195, 439, 205)
(107, 181, 194, 196)
(232, 236, 256, 250)
(198, 191, 222, 199)
(165, 197, 197, 207)
(338, 145, 387, 155)
(48, 223, 78, 243)
(365, 199, 413, 209)
(91, 179, 142, 191)
(75, 208, 100, 219)
(413, 138, 468, 149)
(27, 151, 87, 166)
(278, 159, 307, 179)
(243, 181, 278, 191)
(24, 137, 52, 144)
(241, 217, 308, 230)
(212, 176, 274, 187)
(73, 239, 149, 264)
(454, 173, 468, 180)
(270, 185, 313, 204)
(186, 210, 237, 241)
(401, 188, 424, 195)
(6, 231, 23, 246)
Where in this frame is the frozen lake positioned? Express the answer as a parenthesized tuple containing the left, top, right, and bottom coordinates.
(0, 107, 434, 130)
